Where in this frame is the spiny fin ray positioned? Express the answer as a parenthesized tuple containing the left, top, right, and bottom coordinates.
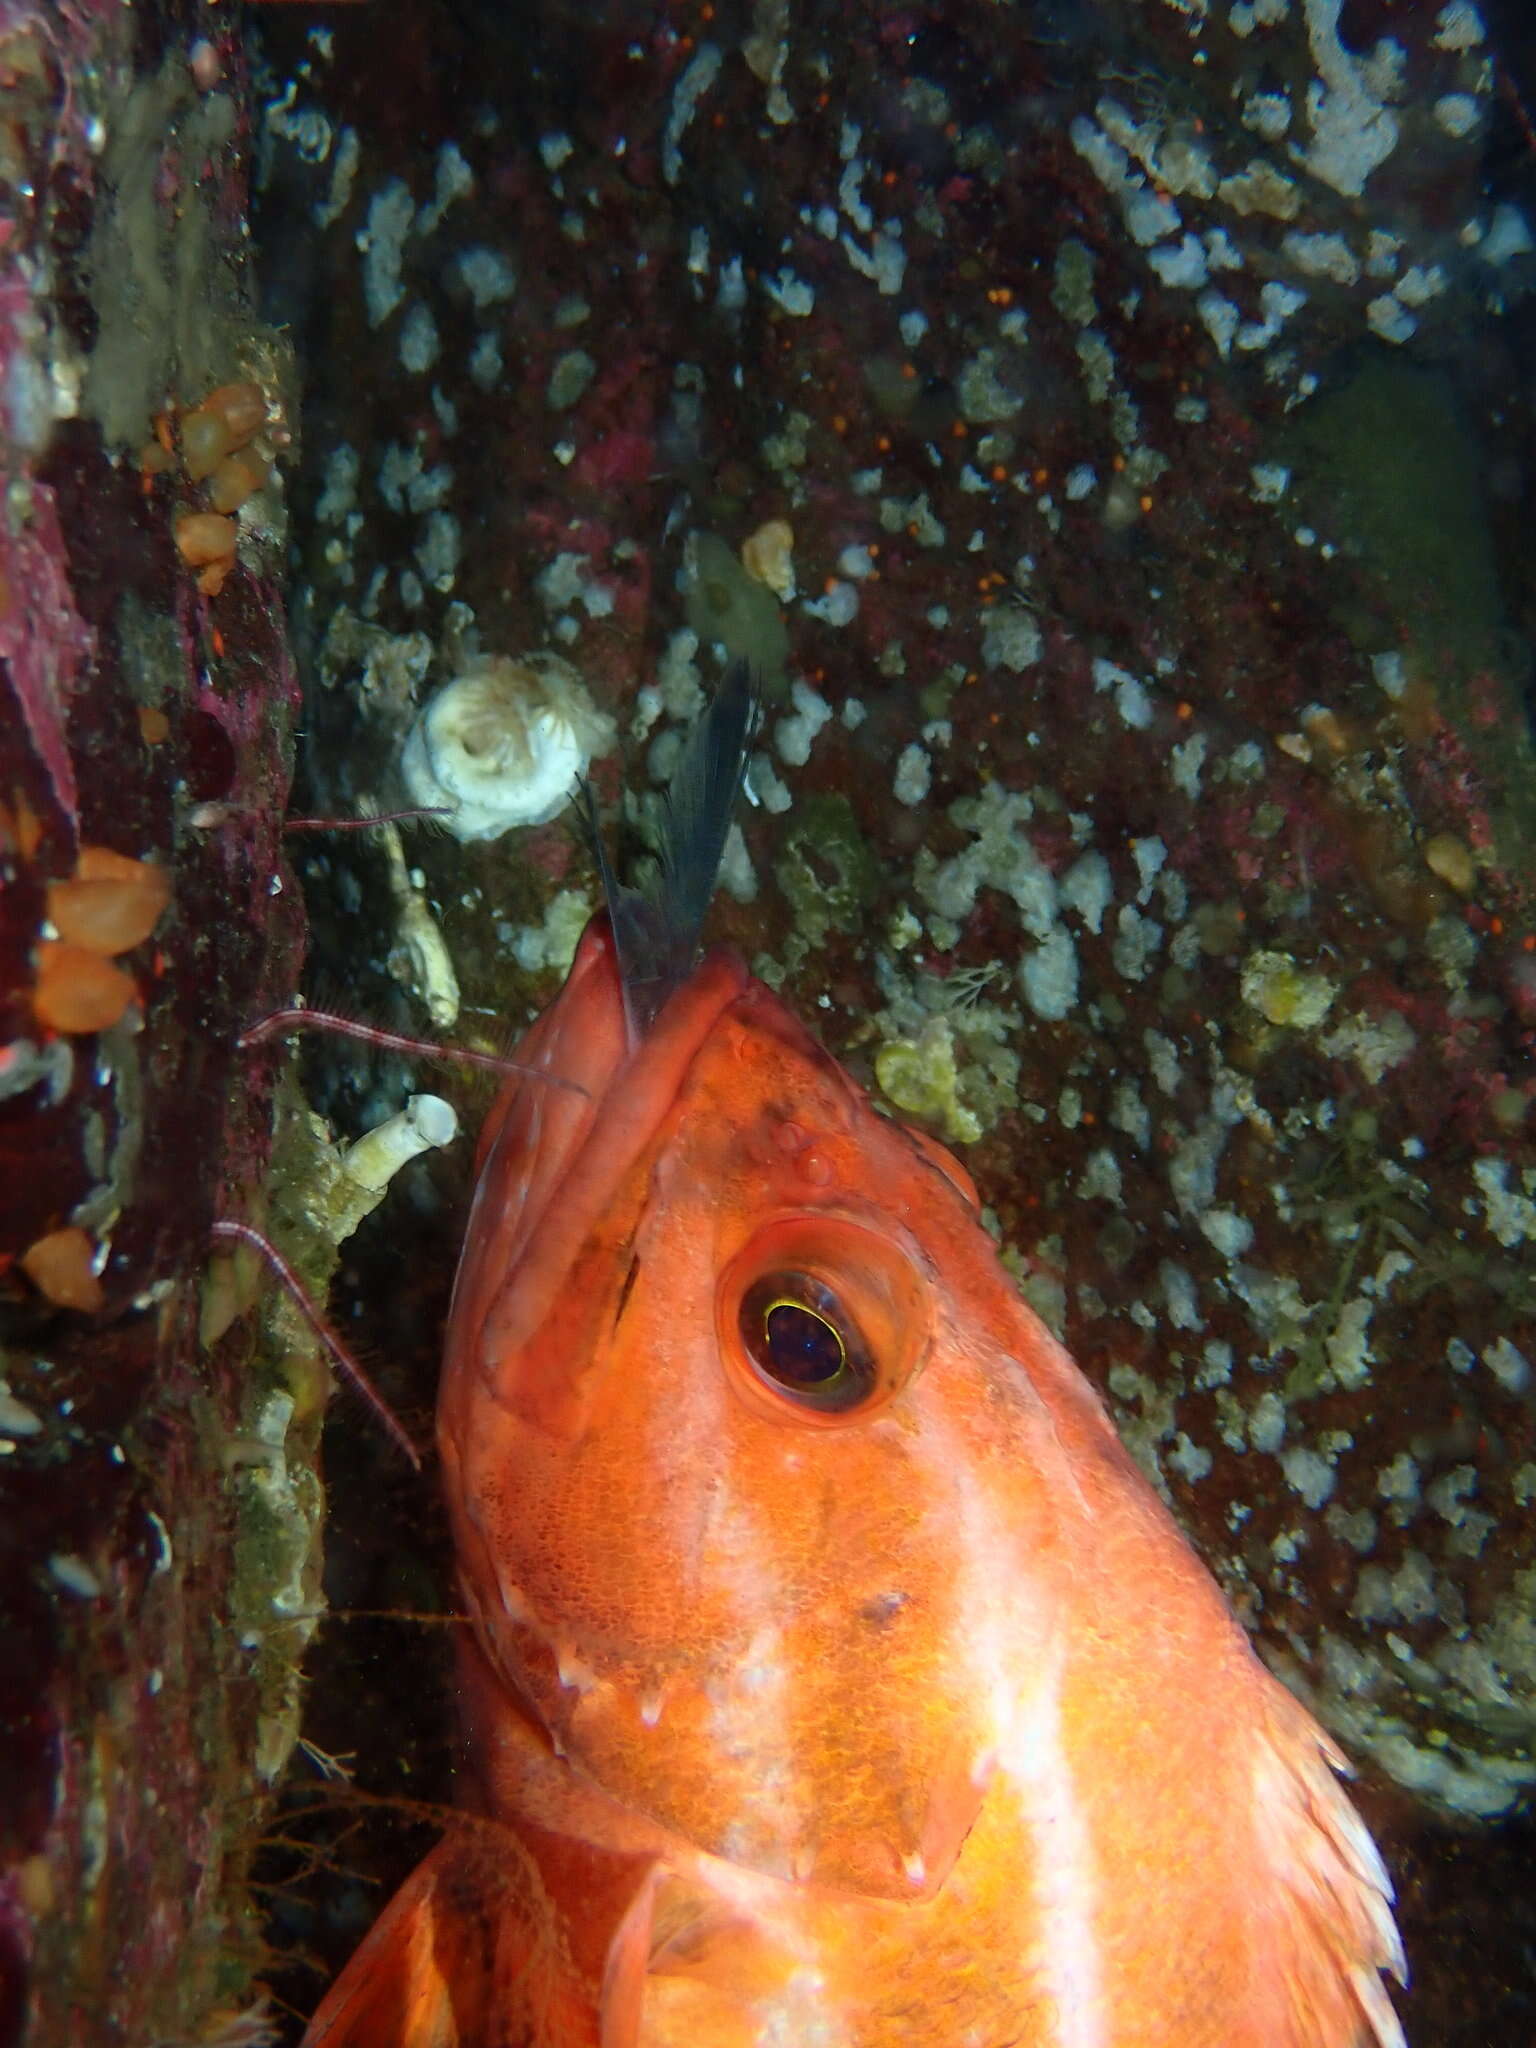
(584, 662, 757, 1044)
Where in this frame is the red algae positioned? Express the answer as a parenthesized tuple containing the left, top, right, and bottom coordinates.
(0, 7, 321, 2046)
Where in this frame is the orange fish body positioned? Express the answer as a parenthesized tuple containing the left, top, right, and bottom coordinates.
(304, 910, 1404, 2048)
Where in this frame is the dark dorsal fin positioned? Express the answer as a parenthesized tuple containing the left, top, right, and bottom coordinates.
(583, 662, 758, 1045)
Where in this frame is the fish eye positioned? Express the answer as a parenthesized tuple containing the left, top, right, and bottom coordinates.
(739, 1272, 877, 1413)
(717, 1216, 932, 1428)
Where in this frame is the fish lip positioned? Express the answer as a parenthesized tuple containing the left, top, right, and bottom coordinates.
(528, 923, 754, 1173)
(440, 921, 751, 1424)
(523, 918, 753, 1127)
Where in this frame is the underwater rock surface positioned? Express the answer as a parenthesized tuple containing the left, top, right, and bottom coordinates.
(263, 0, 1536, 1803)
(0, 6, 327, 2042)
(249, 1, 1534, 2038)
(5, 0, 1533, 2042)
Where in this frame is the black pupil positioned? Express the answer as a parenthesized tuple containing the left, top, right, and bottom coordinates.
(763, 1301, 844, 1386)
(738, 1272, 876, 1413)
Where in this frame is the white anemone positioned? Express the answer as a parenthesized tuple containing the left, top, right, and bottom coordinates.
(400, 652, 615, 842)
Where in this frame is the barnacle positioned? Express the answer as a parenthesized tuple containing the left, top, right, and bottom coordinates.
(400, 651, 616, 842)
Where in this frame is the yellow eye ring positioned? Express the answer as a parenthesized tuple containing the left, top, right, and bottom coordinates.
(739, 1272, 873, 1412)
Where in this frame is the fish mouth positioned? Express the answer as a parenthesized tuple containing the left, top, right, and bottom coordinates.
(440, 914, 750, 1430)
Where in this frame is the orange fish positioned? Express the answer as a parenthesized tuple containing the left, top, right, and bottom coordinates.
(304, 672, 1405, 2047)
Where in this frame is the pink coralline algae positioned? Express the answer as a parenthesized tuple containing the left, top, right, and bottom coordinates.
(0, 7, 330, 2046)
(0, 477, 89, 844)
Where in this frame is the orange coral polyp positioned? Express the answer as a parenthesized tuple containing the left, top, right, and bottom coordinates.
(76, 844, 158, 886)
(33, 941, 137, 1033)
(47, 872, 169, 955)
(201, 381, 266, 444)
(48, 846, 171, 954)
(207, 447, 268, 514)
(180, 408, 234, 482)
(21, 1225, 105, 1313)
(174, 511, 238, 567)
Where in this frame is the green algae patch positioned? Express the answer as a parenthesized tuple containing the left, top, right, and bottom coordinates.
(876, 1017, 982, 1145)
(1240, 950, 1337, 1031)
(1285, 356, 1505, 680)
(773, 791, 880, 967)
(83, 54, 282, 449)
(218, 1072, 339, 1788)
(684, 531, 790, 696)
(1283, 351, 1536, 901)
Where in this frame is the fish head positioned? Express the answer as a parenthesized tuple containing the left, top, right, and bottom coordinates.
(440, 916, 1130, 1903)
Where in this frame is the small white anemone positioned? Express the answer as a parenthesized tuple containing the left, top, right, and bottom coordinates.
(400, 652, 615, 841)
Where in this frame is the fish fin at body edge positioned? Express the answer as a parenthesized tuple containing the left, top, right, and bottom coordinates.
(582, 660, 757, 1043)
(1256, 1682, 1408, 2048)
(301, 1824, 659, 2048)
